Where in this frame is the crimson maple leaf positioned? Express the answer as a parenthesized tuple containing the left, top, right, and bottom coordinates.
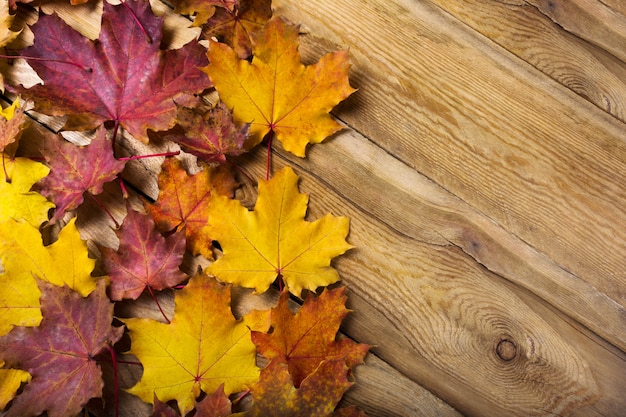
(160, 102, 249, 164)
(252, 287, 369, 387)
(10, 0, 211, 143)
(0, 279, 123, 417)
(34, 126, 125, 223)
(99, 204, 188, 301)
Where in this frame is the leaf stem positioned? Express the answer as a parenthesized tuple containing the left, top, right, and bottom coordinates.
(233, 389, 251, 404)
(265, 130, 274, 180)
(87, 192, 120, 228)
(104, 344, 119, 417)
(0, 54, 92, 72)
(118, 150, 180, 161)
(121, 1, 152, 44)
(147, 286, 171, 323)
(2, 152, 9, 183)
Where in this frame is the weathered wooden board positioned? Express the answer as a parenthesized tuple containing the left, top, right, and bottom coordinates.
(5, 0, 625, 416)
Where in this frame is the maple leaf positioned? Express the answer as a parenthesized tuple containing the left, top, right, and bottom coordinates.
(202, 0, 272, 58)
(10, 0, 211, 142)
(0, 361, 31, 410)
(0, 217, 99, 336)
(0, 156, 54, 227)
(161, 102, 249, 164)
(124, 274, 269, 416)
(0, 279, 123, 417)
(244, 358, 353, 417)
(0, 99, 26, 154)
(100, 204, 188, 301)
(151, 385, 231, 417)
(206, 166, 353, 297)
(34, 126, 125, 223)
(204, 16, 356, 156)
(171, 0, 235, 27)
(252, 287, 368, 387)
(146, 157, 238, 259)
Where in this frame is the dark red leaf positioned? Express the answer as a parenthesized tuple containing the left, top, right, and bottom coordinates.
(34, 126, 125, 223)
(11, 0, 211, 142)
(162, 103, 248, 164)
(0, 280, 123, 417)
(100, 203, 188, 301)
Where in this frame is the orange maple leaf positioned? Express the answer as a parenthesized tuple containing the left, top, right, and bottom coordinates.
(244, 358, 354, 417)
(204, 16, 356, 157)
(206, 166, 353, 297)
(252, 287, 369, 387)
(123, 274, 269, 416)
(145, 158, 238, 260)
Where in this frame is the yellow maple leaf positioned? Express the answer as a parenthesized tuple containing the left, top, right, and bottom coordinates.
(204, 16, 356, 157)
(0, 360, 30, 410)
(0, 156, 54, 227)
(206, 167, 353, 297)
(0, 218, 99, 336)
(124, 274, 269, 416)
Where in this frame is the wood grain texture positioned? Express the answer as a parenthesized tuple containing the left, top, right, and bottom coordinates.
(428, 0, 626, 123)
(525, 0, 626, 64)
(239, 131, 624, 416)
(272, 0, 626, 309)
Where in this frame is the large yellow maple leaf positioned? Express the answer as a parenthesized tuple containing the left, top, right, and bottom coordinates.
(0, 218, 98, 335)
(206, 167, 353, 297)
(123, 274, 269, 416)
(204, 16, 356, 157)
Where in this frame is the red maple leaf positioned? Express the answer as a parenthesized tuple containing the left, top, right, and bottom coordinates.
(34, 126, 125, 223)
(252, 287, 369, 387)
(0, 279, 123, 417)
(160, 102, 249, 164)
(100, 204, 188, 301)
(10, 0, 211, 143)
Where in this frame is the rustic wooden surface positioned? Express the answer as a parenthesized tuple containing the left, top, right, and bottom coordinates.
(8, 0, 626, 416)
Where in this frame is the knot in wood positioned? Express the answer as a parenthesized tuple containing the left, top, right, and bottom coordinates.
(496, 338, 517, 361)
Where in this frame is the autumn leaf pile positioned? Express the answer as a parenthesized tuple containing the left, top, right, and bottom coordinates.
(0, 0, 370, 416)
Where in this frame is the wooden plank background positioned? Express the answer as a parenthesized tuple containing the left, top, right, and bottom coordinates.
(5, 0, 625, 416)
